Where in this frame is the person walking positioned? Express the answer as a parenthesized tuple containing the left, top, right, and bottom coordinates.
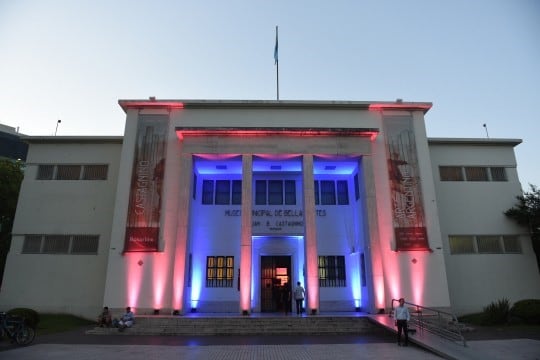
(293, 281, 305, 316)
(395, 298, 411, 346)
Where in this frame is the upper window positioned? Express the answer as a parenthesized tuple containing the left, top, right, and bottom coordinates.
(201, 179, 242, 205)
(255, 180, 296, 205)
(314, 180, 350, 206)
(439, 166, 508, 182)
(22, 234, 99, 255)
(36, 164, 108, 181)
(449, 235, 521, 255)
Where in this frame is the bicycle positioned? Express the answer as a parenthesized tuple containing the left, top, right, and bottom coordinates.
(0, 312, 36, 345)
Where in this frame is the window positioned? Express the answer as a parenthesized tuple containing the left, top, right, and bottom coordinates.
(449, 235, 521, 255)
(439, 166, 463, 181)
(22, 235, 42, 253)
(82, 165, 108, 180)
(22, 234, 100, 255)
(215, 180, 231, 205)
(37, 165, 54, 180)
(490, 167, 507, 182)
(318, 255, 346, 287)
(255, 180, 267, 205)
(439, 166, 509, 182)
(202, 180, 214, 205)
(255, 180, 296, 205)
(192, 173, 197, 200)
(476, 235, 502, 253)
(337, 180, 349, 205)
(268, 180, 283, 205)
(284, 180, 296, 205)
(320, 181, 336, 205)
(36, 164, 109, 181)
(232, 180, 242, 205)
(503, 236, 521, 253)
(71, 235, 99, 254)
(354, 173, 360, 200)
(56, 165, 82, 180)
(464, 167, 489, 181)
(314, 181, 320, 205)
(449, 236, 475, 254)
(206, 256, 234, 287)
(43, 235, 70, 253)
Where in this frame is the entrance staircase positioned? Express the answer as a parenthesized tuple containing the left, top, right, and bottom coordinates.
(86, 314, 379, 336)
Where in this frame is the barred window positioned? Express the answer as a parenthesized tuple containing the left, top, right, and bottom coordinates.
(449, 236, 475, 254)
(206, 256, 234, 287)
(490, 167, 507, 182)
(37, 165, 55, 180)
(21, 234, 100, 254)
(268, 180, 283, 205)
(82, 165, 108, 180)
(318, 255, 346, 287)
(22, 235, 43, 253)
(255, 180, 296, 205)
(439, 166, 463, 181)
(354, 173, 360, 200)
(56, 165, 81, 180)
(202, 180, 214, 205)
(502, 236, 521, 253)
(476, 235, 502, 253)
(215, 180, 231, 205)
(43, 235, 70, 253)
(464, 167, 488, 181)
(71, 235, 99, 254)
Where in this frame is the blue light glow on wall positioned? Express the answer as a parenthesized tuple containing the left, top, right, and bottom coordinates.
(190, 262, 202, 309)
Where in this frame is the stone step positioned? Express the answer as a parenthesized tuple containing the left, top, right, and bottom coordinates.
(87, 315, 378, 336)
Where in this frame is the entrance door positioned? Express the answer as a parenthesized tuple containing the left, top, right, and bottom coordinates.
(260, 256, 291, 312)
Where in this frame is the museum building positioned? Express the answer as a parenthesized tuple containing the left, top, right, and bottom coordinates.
(1, 99, 539, 318)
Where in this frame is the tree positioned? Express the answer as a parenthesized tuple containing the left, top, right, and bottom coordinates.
(0, 159, 24, 287)
(504, 184, 540, 271)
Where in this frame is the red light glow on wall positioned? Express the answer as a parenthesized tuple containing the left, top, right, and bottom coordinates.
(126, 255, 144, 307)
(152, 253, 170, 310)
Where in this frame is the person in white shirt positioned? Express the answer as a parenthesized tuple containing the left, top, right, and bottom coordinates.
(293, 282, 305, 315)
(394, 298, 411, 346)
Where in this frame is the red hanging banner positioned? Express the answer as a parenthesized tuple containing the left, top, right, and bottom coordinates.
(124, 115, 168, 252)
(384, 116, 430, 251)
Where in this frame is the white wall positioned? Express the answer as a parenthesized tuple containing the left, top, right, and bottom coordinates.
(0, 140, 121, 318)
(429, 140, 540, 315)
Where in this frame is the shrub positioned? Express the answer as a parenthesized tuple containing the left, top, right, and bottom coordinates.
(7, 308, 40, 328)
(510, 299, 540, 324)
(482, 298, 510, 325)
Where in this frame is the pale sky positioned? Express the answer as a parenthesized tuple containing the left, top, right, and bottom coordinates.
(0, 0, 538, 187)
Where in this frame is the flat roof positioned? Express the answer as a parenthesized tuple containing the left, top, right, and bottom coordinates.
(118, 99, 433, 113)
(21, 136, 123, 144)
(428, 138, 522, 146)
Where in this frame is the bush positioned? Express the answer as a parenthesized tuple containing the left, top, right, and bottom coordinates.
(482, 298, 510, 325)
(7, 308, 40, 328)
(510, 299, 540, 324)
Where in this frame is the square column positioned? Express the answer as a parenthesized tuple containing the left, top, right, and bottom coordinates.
(302, 154, 319, 314)
(171, 152, 193, 313)
(240, 154, 253, 314)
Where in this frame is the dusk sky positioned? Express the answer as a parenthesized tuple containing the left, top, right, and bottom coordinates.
(0, 0, 538, 186)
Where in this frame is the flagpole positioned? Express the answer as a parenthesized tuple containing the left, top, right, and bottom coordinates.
(275, 26, 279, 100)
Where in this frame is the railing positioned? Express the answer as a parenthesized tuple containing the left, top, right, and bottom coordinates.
(390, 299, 467, 347)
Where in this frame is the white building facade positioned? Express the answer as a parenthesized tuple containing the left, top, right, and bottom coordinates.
(1, 99, 538, 318)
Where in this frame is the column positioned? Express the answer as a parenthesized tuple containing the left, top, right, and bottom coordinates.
(302, 154, 319, 314)
(171, 151, 193, 313)
(239, 154, 253, 314)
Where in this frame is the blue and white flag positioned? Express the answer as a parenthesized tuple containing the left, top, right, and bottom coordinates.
(274, 26, 278, 65)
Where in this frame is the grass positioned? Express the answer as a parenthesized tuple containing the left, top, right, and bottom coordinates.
(36, 314, 95, 335)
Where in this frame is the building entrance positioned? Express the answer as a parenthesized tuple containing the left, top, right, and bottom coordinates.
(260, 256, 291, 312)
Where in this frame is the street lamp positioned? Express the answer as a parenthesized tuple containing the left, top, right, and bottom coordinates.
(55, 120, 61, 136)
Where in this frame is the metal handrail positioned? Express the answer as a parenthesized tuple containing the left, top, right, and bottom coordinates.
(390, 299, 467, 347)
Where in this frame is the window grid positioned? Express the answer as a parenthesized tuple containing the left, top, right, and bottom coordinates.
(215, 180, 231, 205)
(37, 165, 55, 180)
(82, 165, 108, 180)
(22, 234, 100, 255)
(439, 166, 509, 182)
(255, 180, 296, 205)
(36, 164, 109, 181)
(449, 235, 522, 255)
(320, 180, 336, 205)
(206, 256, 234, 287)
(318, 255, 346, 287)
(56, 165, 82, 180)
(337, 180, 349, 205)
(232, 180, 242, 205)
(202, 180, 214, 205)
